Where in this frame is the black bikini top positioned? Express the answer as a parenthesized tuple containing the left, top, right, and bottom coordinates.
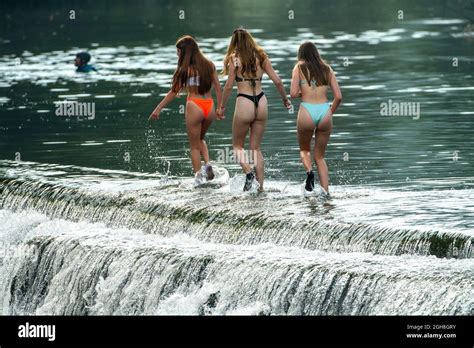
(235, 75, 262, 82)
(234, 55, 263, 84)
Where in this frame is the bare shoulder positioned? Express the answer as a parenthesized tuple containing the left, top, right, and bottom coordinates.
(294, 61, 304, 71)
(259, 54, 268, 66)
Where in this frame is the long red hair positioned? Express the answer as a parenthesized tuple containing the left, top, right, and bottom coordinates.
(171, 35, 214, 95)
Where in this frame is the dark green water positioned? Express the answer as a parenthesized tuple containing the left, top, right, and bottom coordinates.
(1, 0, 473, 187)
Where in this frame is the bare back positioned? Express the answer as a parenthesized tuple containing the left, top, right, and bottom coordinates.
(297, 62, 330, 103)
(232, 55, 265, 95)
(185, 66, 214, 99)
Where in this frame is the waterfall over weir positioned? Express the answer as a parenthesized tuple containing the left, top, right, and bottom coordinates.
(0, 161, 473, 315)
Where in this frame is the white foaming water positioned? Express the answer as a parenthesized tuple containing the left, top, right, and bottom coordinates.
(0, 161, 473, 315)
(0, 210, 472, 315)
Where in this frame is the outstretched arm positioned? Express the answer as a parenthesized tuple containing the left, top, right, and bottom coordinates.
(329, 68, 342, 113)
(290, 64, 302, 99)
(263, 58, 291, 109)
(149, 90, 177, 120)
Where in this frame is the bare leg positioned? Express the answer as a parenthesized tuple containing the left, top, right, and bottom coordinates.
(314, 110, 333, 192)
(297, 106, 315, 172)
(200, 140, 210, 164)
(199, 109, 215, 164)
(185, 101, 205, 173)
(232, 98, 254, 175)
(249, 96, 268, 189)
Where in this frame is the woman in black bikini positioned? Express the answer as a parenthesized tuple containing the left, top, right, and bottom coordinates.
(218, 27, 291, 191)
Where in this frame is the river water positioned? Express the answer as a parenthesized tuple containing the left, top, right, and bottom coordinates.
(0, 0, 473, 315)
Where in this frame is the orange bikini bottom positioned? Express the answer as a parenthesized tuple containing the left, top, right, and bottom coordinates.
(187, 97, 214, 118)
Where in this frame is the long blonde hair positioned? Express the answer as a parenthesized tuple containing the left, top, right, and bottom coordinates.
(222, 27, 267, 77)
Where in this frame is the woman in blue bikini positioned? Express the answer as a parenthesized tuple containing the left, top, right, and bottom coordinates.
(290, 41, 342, 195)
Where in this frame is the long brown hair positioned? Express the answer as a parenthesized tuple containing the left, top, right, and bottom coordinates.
(297, 41, 331, 86)
(223, 27, 267, 77)
(171, 35, 214, 95)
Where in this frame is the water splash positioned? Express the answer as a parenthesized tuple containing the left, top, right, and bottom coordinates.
(0, 161, 473, 316)
(1, 213, 472, 315)
(0, 163, 472, 259)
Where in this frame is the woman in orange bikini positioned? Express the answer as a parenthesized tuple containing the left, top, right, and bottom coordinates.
(149, 35, 223, 186)
(218, 27, 291, 192)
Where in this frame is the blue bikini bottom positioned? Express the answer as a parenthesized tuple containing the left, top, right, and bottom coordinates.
(300, 102, 331, 126)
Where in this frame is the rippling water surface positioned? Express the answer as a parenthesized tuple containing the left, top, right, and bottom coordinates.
(0, 0, 473, 315)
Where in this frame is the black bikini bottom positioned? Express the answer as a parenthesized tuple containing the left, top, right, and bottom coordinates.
(237, 91, 265, 108)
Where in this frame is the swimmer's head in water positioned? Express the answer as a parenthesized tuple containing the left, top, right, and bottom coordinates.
(75, 52, 91, 67)
(172, 35, 214, 95)
(223, 26, 267, 78)
(297, 41, 330, 86)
